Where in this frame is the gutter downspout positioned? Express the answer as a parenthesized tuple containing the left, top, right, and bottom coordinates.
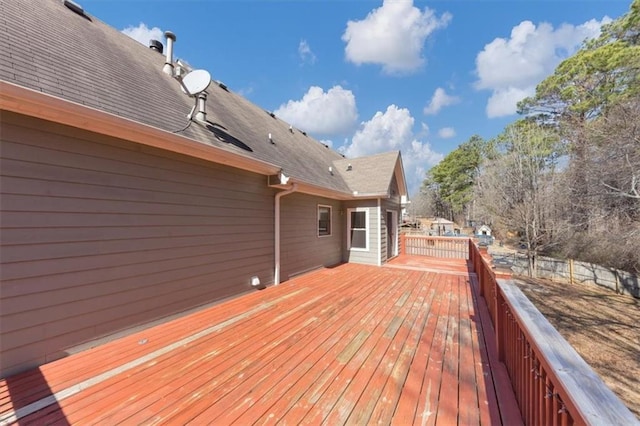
(377, 198, 382, 266)
(274, 183, 298, 285)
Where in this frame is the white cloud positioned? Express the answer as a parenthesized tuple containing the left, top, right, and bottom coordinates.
(298, 39, 317, 64)
(408, 141, 444, 195)
(424, 87, 460, 115)
(122, 23, 163, 46)
(438, 127, 456, 139)
(341, 105, 443, 194)
(342, 0, 451, 74)
(475, 18, 610, 118)
(420, 122, 430, 137)
(274, 86, 358, 136)
(486, 87, 534, 118)
(344, 105, 412, 157)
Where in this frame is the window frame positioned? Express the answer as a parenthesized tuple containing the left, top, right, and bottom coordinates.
(317, 204, 332, 237)
(347, 208, 369, 251)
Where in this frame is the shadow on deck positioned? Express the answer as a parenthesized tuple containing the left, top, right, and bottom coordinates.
(0, 260, 522, 425)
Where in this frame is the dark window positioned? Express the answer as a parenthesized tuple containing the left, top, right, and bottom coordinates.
(318, 205, 331, 236)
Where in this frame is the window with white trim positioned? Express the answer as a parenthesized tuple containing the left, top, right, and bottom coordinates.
(348, 208, 369, 250)
(318, 205, 332, 237)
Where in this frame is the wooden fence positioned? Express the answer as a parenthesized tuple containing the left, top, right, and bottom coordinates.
(502, 253, 639, 298)
(469, 241, 638, 426)
(400, 234, 469, 259)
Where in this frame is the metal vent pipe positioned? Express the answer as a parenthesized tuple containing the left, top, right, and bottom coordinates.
(163, 31, 176, 75)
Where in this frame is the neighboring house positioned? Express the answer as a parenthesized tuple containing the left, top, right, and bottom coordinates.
(477, 224, 492, 236)
(475, 224, 494, 245)
(420, 217, 456, 235)
(0, 0, 407, 378)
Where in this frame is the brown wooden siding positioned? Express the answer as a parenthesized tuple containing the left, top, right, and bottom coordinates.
(279, 193, 344, 279)
(0, 113, 277, 378)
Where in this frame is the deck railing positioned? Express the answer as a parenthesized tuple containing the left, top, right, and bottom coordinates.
(400, 234, 469, 259)
(468, 240, 638, 426)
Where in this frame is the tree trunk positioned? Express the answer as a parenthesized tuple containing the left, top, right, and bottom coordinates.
(528, 253, 537, 278)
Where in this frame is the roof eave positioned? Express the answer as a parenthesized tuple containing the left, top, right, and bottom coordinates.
(0, 82, 404, 203)
(351, 192, 391, 199)
(295, 182, 356, 200)
(394, 152, 409, 198)
(268, 176, 358, 200)
(0, 81, 282, 177)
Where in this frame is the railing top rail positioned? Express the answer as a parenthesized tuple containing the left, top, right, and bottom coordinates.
(403, 234, 471, 241)
(497, 279, 639, 426)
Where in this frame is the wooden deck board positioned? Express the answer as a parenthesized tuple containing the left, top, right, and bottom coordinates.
(1, 262, 521, 425)
(241, 277, 407, 425)
(307, 271, 425, 425)
(259, 272, 414, 425)
(357, 274, 438, 425)
(187, 271, 408, 424)
(458, 275, 481, 426)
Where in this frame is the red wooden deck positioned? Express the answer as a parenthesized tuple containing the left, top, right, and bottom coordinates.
(386, 254, 473, 275)
(0, 262, 521, 425)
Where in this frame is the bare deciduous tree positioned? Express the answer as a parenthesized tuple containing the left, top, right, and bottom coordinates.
(476, 120, 565, 277)
(561, 98, 640, 273)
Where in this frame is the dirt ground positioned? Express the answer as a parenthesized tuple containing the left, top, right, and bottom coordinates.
(514, 275, 640, 420)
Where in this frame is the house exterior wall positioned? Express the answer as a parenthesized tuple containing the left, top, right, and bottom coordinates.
(0, 113, 280, 378)
(279, 193, 344, 279)
(343, 199, 379, 265)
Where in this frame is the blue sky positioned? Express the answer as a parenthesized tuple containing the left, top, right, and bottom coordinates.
(81, 0, 631, 194)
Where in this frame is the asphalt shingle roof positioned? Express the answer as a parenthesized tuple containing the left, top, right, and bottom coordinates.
(333, 151, 402, 196)
(0, 0, 406, 198)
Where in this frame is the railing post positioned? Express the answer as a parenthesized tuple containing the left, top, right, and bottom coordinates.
(495, 287, 506, 362)
(400, 234, 406, 255)
(478, 245, 489, 259)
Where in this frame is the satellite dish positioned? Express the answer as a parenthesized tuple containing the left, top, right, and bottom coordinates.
(181, 69, 212, 96)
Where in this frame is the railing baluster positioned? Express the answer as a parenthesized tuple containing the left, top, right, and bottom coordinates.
(545, 375, 553, 425)
(469, 240, 637, 426)
(399, 234, 470, 259)
(528, 348, 535, 425)
(402, 238, 634, 425)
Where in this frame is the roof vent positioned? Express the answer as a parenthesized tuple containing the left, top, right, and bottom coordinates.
(179, 69, 212, 124)
(174, 59, 191, 80)
(217, 81, 229, 91)
(268, 133, 274, 144)
(193, 93, 208, 123)
(176, 59, 192, 72)
(149, 40, 163, 54)
(163, 31, 176, 75)
(63, 0, 91, 20)
(289, 125, 294, 133)
(347, 163, 352, 171)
